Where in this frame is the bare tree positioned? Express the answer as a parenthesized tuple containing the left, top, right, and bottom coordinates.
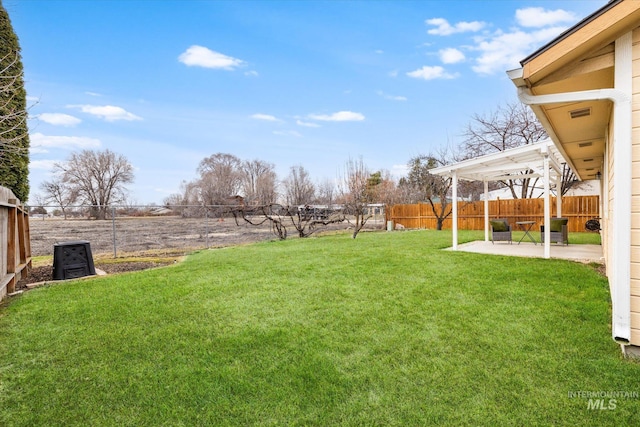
(558, 163, 578, 196)
(315, 178, 337, 206)
(164, 180, 205, 217)
(339, 157, 373, 238)
(0, 53, 28, 156)
(29, 193, 48, 217)
(163, 192, 184, 209)
(282, 165, 315, 206)
(197, 153, 242, 205)
(53, 149, 134, 220)
(407, 147, 457, 230)
(462, 102, 548, 199)
(231, 203, 343, 240)
(374, 170, 406, 206)
(40, 177, 78, 219)
(241, 159, 277, 205)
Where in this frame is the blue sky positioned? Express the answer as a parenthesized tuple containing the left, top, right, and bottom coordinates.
(7, 0, 606, 204)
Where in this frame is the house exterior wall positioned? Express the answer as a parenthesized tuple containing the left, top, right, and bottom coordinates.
(605, 115, 614, 305)
(629, 27, 640, 344)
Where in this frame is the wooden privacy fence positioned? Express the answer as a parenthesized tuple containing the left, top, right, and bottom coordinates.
(388, 195, 599, 233)
(1, 186, 31, 300)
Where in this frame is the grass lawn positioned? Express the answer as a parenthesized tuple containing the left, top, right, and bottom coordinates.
(0, 230, 638, 426)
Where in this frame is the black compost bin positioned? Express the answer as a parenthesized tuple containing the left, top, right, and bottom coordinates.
(53, 241, 96, 280)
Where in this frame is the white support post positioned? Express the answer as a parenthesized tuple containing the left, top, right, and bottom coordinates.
(452, 171, 458, 250)
(484, 180, 489, 242)
(543, 156, 551, 259)
(556, 179, 562, 218)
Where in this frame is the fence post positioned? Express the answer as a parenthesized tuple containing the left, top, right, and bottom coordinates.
(112, 206, 117, 258)
(205, 208, 209, 249)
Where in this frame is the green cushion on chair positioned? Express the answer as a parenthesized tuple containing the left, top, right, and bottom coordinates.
(550, 218, 568, 232)
(490, 220, 508, 232)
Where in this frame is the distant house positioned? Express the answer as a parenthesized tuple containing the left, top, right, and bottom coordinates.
(507, 0, 640, 356)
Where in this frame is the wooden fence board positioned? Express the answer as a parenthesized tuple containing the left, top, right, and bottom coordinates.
(0, 187, 31, 300)
(388, 196, 599, 233)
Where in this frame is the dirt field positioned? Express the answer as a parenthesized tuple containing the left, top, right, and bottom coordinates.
(29, 216, 277, 257)
(28, 215, 384, 257)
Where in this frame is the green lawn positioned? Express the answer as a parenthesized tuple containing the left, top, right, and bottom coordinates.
(1, 230, 637, 426)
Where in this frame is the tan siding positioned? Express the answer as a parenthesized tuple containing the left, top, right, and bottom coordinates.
(632, 135, 640, 162)
(631, 279, 640, 296)
(632, 176, 640, 195)
(605, 121, 614, 282)
(632, 312, 640, 330)
(631, 245, 640, 263)
(632, 328, 640, 345)
(631, 262, 640, 280)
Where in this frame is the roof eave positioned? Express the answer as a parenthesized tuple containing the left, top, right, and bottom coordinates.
(520, 0, 624, 66)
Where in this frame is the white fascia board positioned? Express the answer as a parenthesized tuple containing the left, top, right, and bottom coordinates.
(507, 67, 525, 85)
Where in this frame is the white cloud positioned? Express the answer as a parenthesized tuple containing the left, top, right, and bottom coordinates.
(244, 70, 259, 77)
(178, 45, 246, 70)
(30, 132, 101, 151)
(37, 113, 81, 127)
(308, 111, 365, 122)
(29, 160, 58, 170)
(419, 8, 580, 77)
(296, 119, 321, 128)
(70, 104, 142, 122)
(251, 113, 281, 122)
(388, 70, 399, 78)
(85, 91, 102, 97)
(273, 130, 302, 137)
(376, 91, 407, 101)
(516, 7, 577, 28)
(375, 49, 384, 54)
(471, 26, 567, 75)
(407, 66, 458, 80)
(439, 47, 465, 64)
(426, 18, 485, 36)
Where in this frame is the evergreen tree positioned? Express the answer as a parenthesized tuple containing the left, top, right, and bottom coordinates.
(0, 1, 30, 201)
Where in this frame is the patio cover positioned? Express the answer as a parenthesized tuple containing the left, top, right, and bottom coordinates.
(430, 139, 567, 258)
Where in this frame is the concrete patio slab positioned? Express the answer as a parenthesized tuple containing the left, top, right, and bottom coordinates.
(448, 241, 604, 264)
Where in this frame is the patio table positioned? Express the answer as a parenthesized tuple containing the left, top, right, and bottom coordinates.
(516, 221, 537, 245)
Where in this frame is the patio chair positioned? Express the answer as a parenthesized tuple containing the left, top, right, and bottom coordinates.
(490, 219, 512, 244)
(540, 217, 569, 245)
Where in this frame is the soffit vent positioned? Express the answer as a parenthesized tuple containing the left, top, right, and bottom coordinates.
(570, 108, 591, 119)
(583, 158, 594, 162)
(578, 141, 593, 148)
